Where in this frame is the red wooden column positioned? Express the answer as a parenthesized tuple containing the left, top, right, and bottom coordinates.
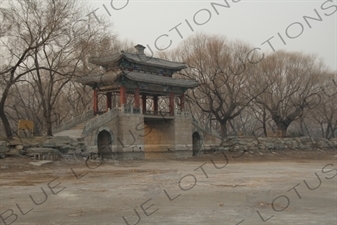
(180, 94, 185, 111)
(142, 95, 147, 114)
(106, 92, 112, 111)
(134, 88, 140, 109)
(120, 86, 126, 106)
(153, 95, 158, 114)
(169, 92, 174, 116)
(93, 89, 98, 115)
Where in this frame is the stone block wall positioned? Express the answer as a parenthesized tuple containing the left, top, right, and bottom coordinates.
(174, 113, 193, 153)
(117, 114, 145, 153)
(220, 136, 337, 151)
(83, 116, 119, 152)
(144, 119, 175, 159)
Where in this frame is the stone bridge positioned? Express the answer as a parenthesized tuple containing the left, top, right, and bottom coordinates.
(53, 108, 222, 159)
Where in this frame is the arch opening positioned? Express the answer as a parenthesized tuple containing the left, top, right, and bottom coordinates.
(192, 132, 201, 156)
(97, 130, 113, 159)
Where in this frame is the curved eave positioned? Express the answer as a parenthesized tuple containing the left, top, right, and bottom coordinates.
(89, 53, 187, 71)
(77, 71, 199, 89)
(123, 54, 187, 70)
(123, 71, 198, 88)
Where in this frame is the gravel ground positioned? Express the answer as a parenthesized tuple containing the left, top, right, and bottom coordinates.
(0, 149, 336, 225)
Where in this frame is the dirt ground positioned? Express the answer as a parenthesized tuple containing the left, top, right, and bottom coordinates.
(0, 149, 336, 225)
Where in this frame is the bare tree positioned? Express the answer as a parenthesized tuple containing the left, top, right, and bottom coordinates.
(255, 51, 324, 137)
(174, 33, 270, 138)
(310, 72, 337, 139)
(0, 0, 114, 138)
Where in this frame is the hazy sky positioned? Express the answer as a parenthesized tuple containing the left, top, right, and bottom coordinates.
(87, 0, 337, 71)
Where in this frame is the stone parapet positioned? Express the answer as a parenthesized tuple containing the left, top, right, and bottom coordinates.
(53, 110, 94, 133)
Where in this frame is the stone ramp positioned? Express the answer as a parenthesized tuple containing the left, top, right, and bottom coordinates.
(54, 109, 119, 140)
(54, 122, 86, 139)
(52, 110, 94, 134)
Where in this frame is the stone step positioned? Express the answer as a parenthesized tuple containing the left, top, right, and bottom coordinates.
(73, 122, 87, 130)
(54, 129, 84, 139)
(53, 122, 86, 139)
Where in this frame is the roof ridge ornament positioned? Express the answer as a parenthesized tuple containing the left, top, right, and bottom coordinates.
(134, 44, 146, 55)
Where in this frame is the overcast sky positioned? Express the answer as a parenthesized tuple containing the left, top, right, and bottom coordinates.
(87, 0, 337, 71)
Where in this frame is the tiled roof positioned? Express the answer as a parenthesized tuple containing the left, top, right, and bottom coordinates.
(78, 71, 198, 88)
(89, 52, 186, 70)
(124, 71, 198, 88)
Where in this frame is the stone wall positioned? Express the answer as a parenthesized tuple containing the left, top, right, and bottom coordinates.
(219, 136, 337, 151)
(144, 119, 175, 159)
(83, 116, 119, 150)
(174, 112, 193, 155)
(118, 114, 145, 153)
(83, 113, 145, 160)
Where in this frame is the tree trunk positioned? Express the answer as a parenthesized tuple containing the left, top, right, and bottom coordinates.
(262, 109, 267, 137)
(220, 120, 228, 138)
(0, 106, 12, 139)
(276, 122, 288, 137)
(45, 108, 53, 136)
(0, 85, 13, 139)
(332, 128, 336, 138)
(325, 123, 333, 140)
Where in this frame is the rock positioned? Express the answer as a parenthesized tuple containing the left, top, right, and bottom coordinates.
(42, 143, 56, 148)
(318, 141, 327, 148)
(9, 147, 19, 155)
(265, 143, 274, 150)
(213, 146, 225, 151)
(29, 160, 53, 166)
(246, 142, 255, 147)
(274, 141, 285, 150)
(295, 137, 302, 143)
(300, 136, 312, 143)
(47, 136, 74, 144)
(298, 143, 306, 150)
(0, 141, 8, 154)
(258, 144, 266, 150)
(305, 145, 313, 150)
(233, 145, 243, 151)
(70, 141, 79, 147)
(222, 141, 235, 147)
(15, 145, 24, 150)
(258, 137, 268, 142)
(26, 147, 58, 155)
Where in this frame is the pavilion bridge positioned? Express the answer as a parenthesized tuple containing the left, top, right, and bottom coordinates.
(53, 45, 221, 159)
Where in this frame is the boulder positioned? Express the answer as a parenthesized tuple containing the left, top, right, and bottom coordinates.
(15, 145, 24, 150)
(26, 147, 59, 155)
(0, 141, 8, 154)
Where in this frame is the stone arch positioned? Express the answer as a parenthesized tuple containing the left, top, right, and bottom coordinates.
(96, 127, 114, 159)
(192, 131, 202, 156)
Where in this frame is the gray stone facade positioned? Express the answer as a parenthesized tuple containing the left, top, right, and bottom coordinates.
(81, 110, 208, 160)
